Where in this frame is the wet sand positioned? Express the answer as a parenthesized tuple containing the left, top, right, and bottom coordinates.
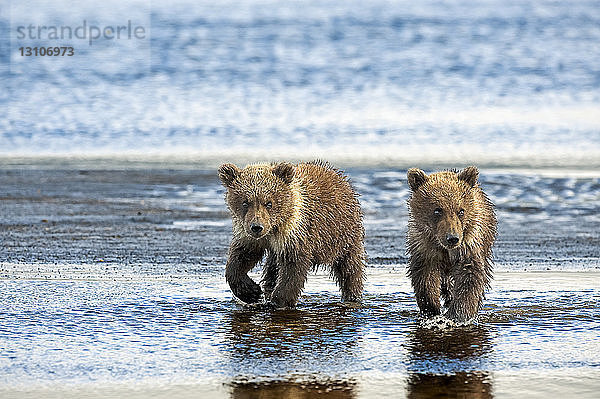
(1, 166, 599, 398)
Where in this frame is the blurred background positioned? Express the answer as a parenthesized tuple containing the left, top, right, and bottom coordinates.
(1, 0, 599, 168)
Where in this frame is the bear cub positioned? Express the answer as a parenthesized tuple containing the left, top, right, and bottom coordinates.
(406, 166, 497, 322)
(219, 161, 365, 308)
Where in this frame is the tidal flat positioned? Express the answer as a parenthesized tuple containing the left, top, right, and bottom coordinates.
(0, 166, 598, 398)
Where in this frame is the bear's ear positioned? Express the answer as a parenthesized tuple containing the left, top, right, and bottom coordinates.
(272, 162, 295, 184)
(218, 163, 241, 188)
(457, 166, 479, 187)
(407, 168, 428, 191)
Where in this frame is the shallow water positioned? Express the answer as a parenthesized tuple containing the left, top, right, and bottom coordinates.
(0, 167, 599, 397)
(0, 272, 599, 398)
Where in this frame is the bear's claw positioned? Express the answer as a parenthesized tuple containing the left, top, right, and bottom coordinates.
(231, 279, 262, 304)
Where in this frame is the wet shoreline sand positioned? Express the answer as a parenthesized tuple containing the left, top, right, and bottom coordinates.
(1, 166, 599, 398)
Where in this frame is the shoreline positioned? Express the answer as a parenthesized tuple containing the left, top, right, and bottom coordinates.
(1, 155, 599, 175)
(2, 268, 600, 282)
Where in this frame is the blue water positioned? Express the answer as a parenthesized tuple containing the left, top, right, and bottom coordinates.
(1, 0, 599, 166)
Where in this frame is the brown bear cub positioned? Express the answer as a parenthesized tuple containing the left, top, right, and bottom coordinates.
(219, 161, 365, 308)
(406, 166, 497, 322)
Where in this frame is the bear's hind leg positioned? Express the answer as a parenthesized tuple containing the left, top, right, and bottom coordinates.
(446, 259, 489, 322)
(332, 249, 365, 303)
(261, 253, 278, 301)
(409, 259, 442, 317)
(269, 252, 311, 308)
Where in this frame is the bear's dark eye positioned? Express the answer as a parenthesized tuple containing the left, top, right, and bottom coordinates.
(265, 201, 272, 209)
(242, 200, 249, 209)
(433, 208, 443, 217)
(458, 209, 465, 217)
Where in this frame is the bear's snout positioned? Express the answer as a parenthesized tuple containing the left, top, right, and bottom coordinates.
(250, 222, 264, 235)
(241, 203, 271, 239)
(434, 215, 463, 250)
(246, 219, 268, 239)
(446, 233, 460, 247)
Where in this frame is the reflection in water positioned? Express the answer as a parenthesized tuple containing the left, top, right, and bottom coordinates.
(224, 304, 361, 398)
(230, 379, 357, 399)
(406, 372, 492, 399)
(406, 325, 494, 399)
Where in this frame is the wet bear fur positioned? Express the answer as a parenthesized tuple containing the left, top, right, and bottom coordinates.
(406, 166, 497, 322)
(219, 161, 366, 308)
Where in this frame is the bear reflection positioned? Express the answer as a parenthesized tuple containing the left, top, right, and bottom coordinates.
(225, 304, 360, 399)
(225, 305, 361, 359)
(406, 325, 494, 399)
(229, 379, 357, 399)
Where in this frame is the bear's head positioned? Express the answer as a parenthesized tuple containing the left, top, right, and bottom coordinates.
(407, 166, 480, 250)
(219, 162, 296, 240)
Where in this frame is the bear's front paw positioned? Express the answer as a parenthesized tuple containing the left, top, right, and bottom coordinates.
(444, 306, 477, 324)
(269, 293, 297, 309)
(341, 292, 362, 303)
(262, 288, 274, 302)
(231, 279, 262, 304)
